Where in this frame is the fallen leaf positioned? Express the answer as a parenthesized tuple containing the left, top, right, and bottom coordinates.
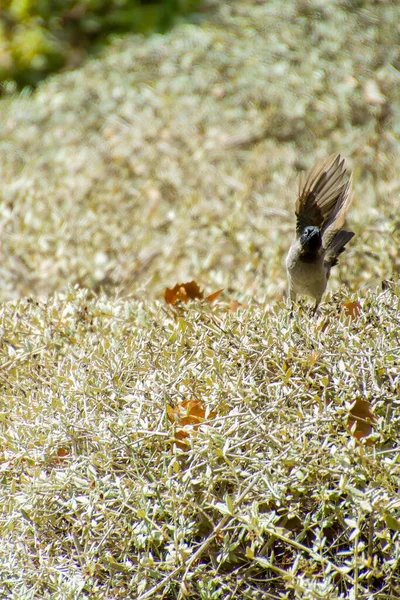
(343, 300, 361, 319)
(57, 447, 69, 458)
(167, 398, 216, 427)
(48, 446, 70, 465)
(347, 398, 377, 441)
(165, 281, 204, 305)
(204, 289, 224, 303)
(228, 299, 246, 312)
(174, 429, 190, 450)
(175, 429, 190, 441)
(167, 399, 216, 449)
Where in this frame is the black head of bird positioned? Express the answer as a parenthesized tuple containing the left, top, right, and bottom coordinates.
(299, 225, 322, 254)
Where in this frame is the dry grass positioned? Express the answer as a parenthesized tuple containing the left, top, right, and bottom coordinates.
(0, 0, 400, 598)
(0, 0, 398, 303)
(1, 291, 400, 599)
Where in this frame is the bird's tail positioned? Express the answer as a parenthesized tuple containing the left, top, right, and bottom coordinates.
(324, 229, 354, 268)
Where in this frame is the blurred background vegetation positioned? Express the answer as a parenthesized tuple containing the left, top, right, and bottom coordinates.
(0, 0, 203, 90)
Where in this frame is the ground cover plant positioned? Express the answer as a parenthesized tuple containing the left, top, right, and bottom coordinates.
(0, 0, 399, 598)
(0, 0, 202, 89)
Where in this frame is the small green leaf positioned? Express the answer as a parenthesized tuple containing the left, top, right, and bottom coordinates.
(385, 512, 400, 532)
(246, 546, 254, 559)
(225, 493, 234, 515)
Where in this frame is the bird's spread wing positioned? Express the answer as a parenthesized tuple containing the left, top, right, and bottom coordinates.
(295, 154, 349, 237)
(321, 172, 353, 250)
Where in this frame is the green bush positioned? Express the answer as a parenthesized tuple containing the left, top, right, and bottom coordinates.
(0, 0, 201, 89)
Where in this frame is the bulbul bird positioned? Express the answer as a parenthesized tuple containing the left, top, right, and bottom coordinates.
(286, 154, 354, 312)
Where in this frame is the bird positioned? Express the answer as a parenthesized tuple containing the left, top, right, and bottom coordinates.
(286, 154, 354, 313)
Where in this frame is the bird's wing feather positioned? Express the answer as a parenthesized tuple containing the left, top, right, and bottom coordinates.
(322, 175, 353, 244)
(295, 154, 349, 236)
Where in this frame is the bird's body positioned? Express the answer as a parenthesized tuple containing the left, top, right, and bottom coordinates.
(286, 248, 327, 302)
(286, 155, 354, 311)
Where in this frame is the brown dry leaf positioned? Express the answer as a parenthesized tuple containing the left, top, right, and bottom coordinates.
(343, 300, 362, 319)
(182, 400, 207, 426)
(167, 399, 216, 449)
(228, 299, 246, 312)
(57, 447, 69, 458)
(164, 281, 204, 305)
(204, 289, 224, 303)
(167, 398, 216, 428)
(347, 398, 378, 441)
(175, 429, 190, 441)
(174, 429, 190, 450)
(48, 446, 70, 465)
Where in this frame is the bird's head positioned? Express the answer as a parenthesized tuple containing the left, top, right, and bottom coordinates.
(300, 225, 322, 252)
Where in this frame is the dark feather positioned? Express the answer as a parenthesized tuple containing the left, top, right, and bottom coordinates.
(295, 154, 349, 237)
(324, 230, 355, 268)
